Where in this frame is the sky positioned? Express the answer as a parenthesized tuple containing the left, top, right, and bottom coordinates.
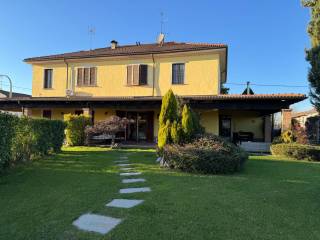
(0, 0, 313, 111)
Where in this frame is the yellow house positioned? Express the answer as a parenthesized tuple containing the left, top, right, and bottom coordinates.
(0, 39, 305, 145)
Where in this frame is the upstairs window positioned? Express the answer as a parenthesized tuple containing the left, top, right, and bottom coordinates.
(77, 67, 97, 86)
(172, 63, 185, 84)
(44, 69, 53, 88)
(42, 110, 52, 119)
(127, 64, 148, 86)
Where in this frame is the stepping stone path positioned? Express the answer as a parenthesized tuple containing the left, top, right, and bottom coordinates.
(122, 178, 146, 183)
(119, 187, 151, 194)
(120, 172, 142, 176)
(72, 155, 151, 235)
(106, 199, 144, 208)
(117, 163, 132, 167)
(120, 167, 134, 171)
(73, 213, 121, 235)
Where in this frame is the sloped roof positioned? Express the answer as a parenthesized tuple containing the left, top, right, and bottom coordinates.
(24, 42, 227, 62)
(0, 90, 31, 98)
(292, 108, 318, 118)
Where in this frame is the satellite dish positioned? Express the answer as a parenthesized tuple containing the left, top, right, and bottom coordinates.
(157, 33, 165, 45)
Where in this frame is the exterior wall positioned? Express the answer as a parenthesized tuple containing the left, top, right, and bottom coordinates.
(220, 110, 264, 141)
(31, 51, 221, 97)
(199, 110, 219, 134)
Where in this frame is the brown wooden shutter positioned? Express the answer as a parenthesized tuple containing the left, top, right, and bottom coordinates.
(132, 65, 140, 85)
(77, 68, 83, 86)
(139, 65, 148, 85)
(84, 68, 90, 86)
(127, 65, 133, 85)
(90, 67, 97, 86)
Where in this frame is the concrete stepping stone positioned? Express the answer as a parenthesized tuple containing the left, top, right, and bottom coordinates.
(120, 167, 134, 171)
(120, 156, 128, 159)
(117, 163, 133, 167)
(106, 199, 144, 208)
(114, 160, 128, 163)
(73, 213, 121, 235)
(120, 172, 141, 176)
(119, 187, 151, 194)
(122, 178, 146, 183)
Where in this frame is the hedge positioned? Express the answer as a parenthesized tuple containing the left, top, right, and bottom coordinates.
(64, 114, 92, 146)
(270, 143, 320, 161)
(0, 113, 17, 171)
(162, 134, 248, 174)
(0, 112, 65, 173)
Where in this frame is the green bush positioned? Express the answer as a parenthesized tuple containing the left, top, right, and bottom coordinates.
(163, 134, 248, 174)
(0, 113, 65, 172)
(12, 117, 65, 163)
(64, 114, 92, 146)
(0, 113, 17, 172)
(270, 143, 320, 161)
(158, 120, 171, 149)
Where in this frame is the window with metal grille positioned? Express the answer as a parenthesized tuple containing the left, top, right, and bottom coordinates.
(44, 69, 53, 88)
(172, 63, 185, 84)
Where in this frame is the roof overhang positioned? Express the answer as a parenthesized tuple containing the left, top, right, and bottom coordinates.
(0, 94, 306, 114)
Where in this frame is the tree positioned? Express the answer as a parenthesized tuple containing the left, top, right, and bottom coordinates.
(302, 0, 320, 112)
(158, 89, 178, 148)
(159, 89, 178, 128)
(170, 120, 183, 144)
(85, 116, 128, 146)
(181, 104, 194, 141)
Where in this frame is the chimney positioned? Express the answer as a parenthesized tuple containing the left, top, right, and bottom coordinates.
(111, 40, 118, 49)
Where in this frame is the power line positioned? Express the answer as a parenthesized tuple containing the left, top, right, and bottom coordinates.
(225, 82, 309, 88)
(0, 82, 32, 91)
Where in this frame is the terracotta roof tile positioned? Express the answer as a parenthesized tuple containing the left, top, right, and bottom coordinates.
(24, 42, 227, 62)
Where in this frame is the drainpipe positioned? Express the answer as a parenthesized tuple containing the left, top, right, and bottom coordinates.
(151, 54, 155, 97)
(0, 74, 13, 98)
(64, 58, 69, 91)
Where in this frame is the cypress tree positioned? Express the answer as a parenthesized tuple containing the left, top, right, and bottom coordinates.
(302, 0, 320, 112)
(181, 104, 194, 141)
(158, 89, 178, 148)
(159, 89, 178, 128)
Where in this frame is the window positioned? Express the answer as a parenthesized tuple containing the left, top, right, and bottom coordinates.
(77, 67, 97, 86)
(42, 110, 52, 119)
(44, 69, 53, 88)
(172, 63, 185, 84)
(127, 64, 148, 86)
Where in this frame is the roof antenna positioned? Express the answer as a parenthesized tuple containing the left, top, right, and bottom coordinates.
(157, 12, 167, 45)
(88, 26, 96, 50)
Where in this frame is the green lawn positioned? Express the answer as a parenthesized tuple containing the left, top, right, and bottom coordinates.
(0, 147, 320, 240)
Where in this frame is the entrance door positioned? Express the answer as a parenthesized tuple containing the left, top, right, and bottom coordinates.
(117, 111, 154, 143)
(219, 116, 232, 139)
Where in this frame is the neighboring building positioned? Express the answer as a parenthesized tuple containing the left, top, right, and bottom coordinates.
(0, 39, 305, 144)
(292, 108, 318, 126)
(292, 108, 320, 144)
(0, 89, 30, 116)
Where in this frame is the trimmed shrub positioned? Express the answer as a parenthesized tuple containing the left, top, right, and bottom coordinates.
(12, 117, 65, 163)
(163, 134, 248, 174)
(0, 113, 17, 172)
(64, 114, 92, 146)
(0, 113, 65, 172)
(270, 143, 320, 161)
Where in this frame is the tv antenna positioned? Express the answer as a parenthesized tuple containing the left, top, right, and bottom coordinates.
(88, 26, 96, 50)
(160, 12, 168, 34)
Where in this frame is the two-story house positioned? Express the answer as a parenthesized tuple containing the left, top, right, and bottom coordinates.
(0, 39, 305, 144)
